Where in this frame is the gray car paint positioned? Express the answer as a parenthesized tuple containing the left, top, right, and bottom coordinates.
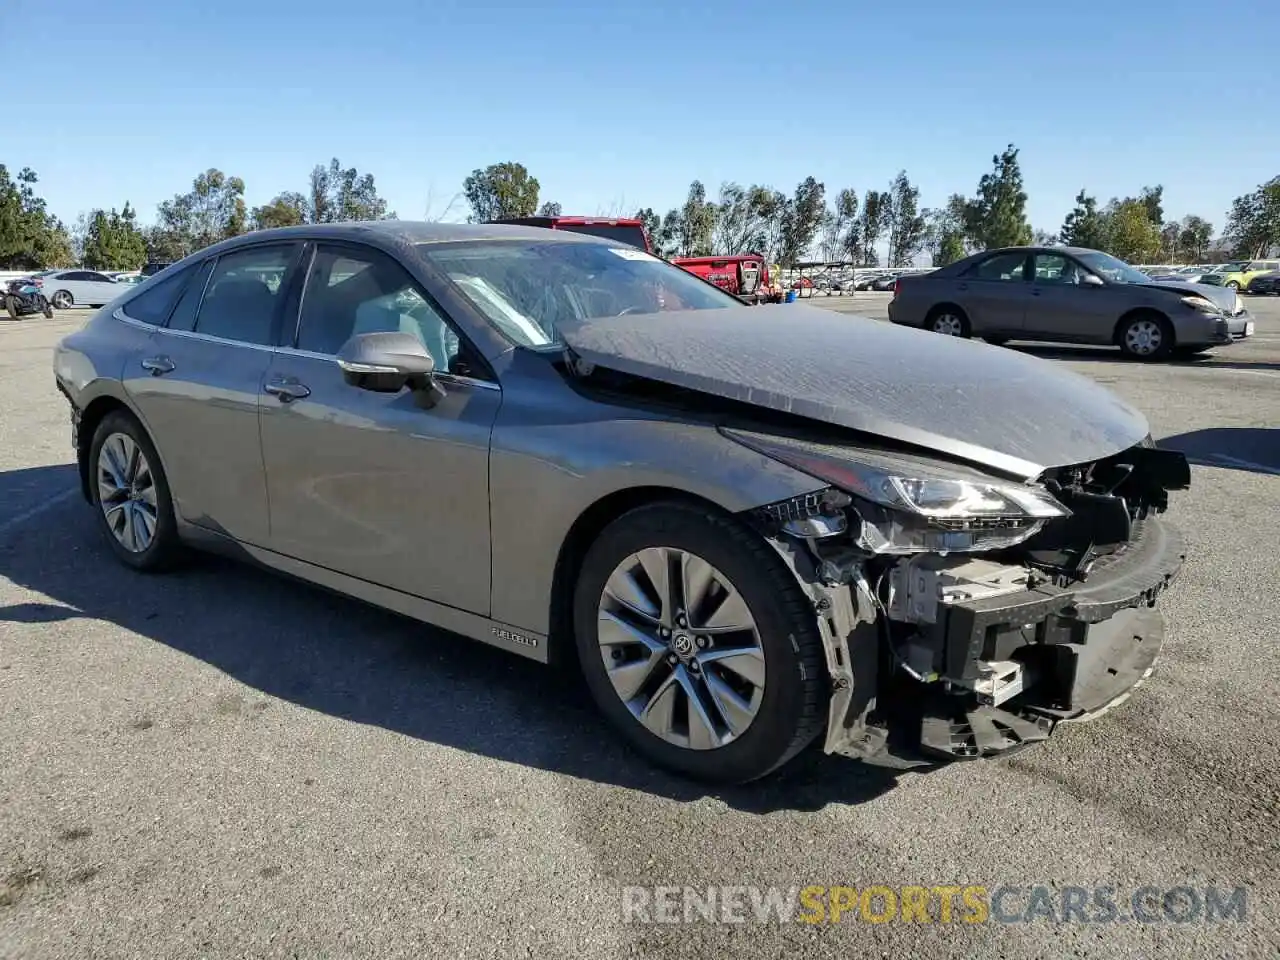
(51, 223, 1156, 666)
(52, 222, 830, 660)
(889, 246, 1250, 348)
(558, 303, 1149, 480)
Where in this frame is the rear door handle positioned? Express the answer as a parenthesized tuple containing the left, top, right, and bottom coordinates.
(140, 356, 175, 375)
(264, 379, 311, 402)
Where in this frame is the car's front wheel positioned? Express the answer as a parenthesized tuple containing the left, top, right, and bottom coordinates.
(89, 411, 183, 571)
(1117, 312, 1174, 361)
(573, 502, 827, 784)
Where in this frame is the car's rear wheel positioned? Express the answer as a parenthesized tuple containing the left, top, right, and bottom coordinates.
(573, 502, 827, 784)
(89, 411, 183, 571)
(51, 290, 73, 309)
(926, 306, 970, 337)
(1226, 281, 1240, 290)
(1118, 312, 1174, 361)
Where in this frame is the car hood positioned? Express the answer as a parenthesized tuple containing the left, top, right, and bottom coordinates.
(1137, 279, 1238, 310)
(558, 304, 1150, 480)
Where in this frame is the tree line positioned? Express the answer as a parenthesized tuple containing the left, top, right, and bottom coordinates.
(2, 147, 1278, 272)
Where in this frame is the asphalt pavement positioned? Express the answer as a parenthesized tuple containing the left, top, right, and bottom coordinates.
(1, 297, 1278, 959)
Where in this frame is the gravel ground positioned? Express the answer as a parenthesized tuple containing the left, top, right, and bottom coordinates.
(1, 298, 1278, 959)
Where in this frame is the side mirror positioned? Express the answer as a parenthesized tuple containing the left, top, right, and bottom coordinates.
(1081, 273, 1105, 287)
(335, 331, 447, 408)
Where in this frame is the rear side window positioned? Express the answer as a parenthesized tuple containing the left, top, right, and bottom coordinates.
(966, 253, 1027, 281)
(193, 244, 297, 345)
(121, 266, 195, 325)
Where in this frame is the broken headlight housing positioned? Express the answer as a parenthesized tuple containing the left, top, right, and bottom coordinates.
(725, 429, 1070, 555)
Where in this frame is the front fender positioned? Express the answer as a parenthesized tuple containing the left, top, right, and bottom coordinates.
(486, 374, 827, 635)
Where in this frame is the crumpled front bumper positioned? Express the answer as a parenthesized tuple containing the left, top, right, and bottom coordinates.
(902, 517, 1187, 760)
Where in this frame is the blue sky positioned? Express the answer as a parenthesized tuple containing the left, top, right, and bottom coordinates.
(4, 0, 1276, 238)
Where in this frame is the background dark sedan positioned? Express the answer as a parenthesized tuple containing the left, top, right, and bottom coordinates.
(1247, 271, 1280, 295)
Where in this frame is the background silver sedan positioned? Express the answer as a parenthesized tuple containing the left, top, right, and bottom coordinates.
(889, 246, 1254, 360)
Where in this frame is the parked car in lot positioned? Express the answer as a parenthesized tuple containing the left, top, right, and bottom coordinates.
(53, 222, 1191, 782)
(889, 245, 1254, 360)
(1248, 271, 1280, 295)
(1197, 259, 1280, 291)
(870, 275, 898, 291)
(33, 268, 130, 309)
(1147, 266, 1207, 283)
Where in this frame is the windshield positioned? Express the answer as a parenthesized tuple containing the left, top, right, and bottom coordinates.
(1073, 251, 1153, 284)
(553, 223, 649, 250)
(1215, 263, 1247, 273)
(419, 240, 740, 347)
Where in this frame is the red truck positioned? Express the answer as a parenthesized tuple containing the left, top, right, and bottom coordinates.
(667, 254, 781, 304)
(490, 215, 780, 303)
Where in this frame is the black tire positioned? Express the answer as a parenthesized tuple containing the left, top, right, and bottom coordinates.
(88, 410, 184, 571)
(925, 305, 971, 338)
(42, 301, 53, 319)
(51, 290, 73, 310)
(1226, 281, 1240, 291)
(5, 296, 18, 320)
(572, 501, 827, 784)
(1116, 311, 1174, 361)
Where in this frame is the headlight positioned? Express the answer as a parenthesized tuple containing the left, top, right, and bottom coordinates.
(1181, 295, 1222, 314)
(725, 429, 1070, 555)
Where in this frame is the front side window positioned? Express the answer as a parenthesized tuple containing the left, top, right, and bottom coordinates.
(296, 244, 463, 372)
(418, 240, 739, 347)
(967, 252, 1027, 282)
(193, 244, 296, 345)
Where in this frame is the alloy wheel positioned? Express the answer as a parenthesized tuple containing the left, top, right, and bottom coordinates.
(931, 313, 964, 336)
(596, 547, 766, 750)
(97, 432, 159, 553)
(52, 291, 72, 309)
(1124, 319, 1163, 356)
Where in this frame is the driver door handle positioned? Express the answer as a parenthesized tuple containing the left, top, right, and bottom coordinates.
(264, 378, 311, 402)
(140, 356, 175, 375)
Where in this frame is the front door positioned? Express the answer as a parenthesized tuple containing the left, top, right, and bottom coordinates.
(1021, 253, 1118, 344)
(259, 241, 500, 615)
(955, 251, 1031, 335)
(124, 242, 302, 545)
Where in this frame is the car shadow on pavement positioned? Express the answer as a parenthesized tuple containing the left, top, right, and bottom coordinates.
(1007, 343, 1280, 370)
(1159, 427, 1280, 476)
(0, 464, 909, 813)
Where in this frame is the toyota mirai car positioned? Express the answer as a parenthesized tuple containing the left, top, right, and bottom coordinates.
(53, 222, 1190, 784)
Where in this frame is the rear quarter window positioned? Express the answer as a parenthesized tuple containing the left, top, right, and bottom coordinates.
(120, 266, 195, 325)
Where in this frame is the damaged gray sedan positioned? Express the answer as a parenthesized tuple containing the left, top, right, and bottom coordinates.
(53, 222, 1190, 784)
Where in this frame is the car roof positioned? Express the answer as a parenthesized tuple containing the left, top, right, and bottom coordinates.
(223, 220, 608, 247)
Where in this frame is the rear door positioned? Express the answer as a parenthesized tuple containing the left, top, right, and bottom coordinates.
(126, 242, 303, 545)
(953, 251, 1031, 334)
(258, 240, 501, 614)
(1020, 253, 1118, 343)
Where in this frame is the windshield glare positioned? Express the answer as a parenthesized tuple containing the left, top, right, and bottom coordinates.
(1074, 251, 1152, 284)
(419, 240, 740, 347)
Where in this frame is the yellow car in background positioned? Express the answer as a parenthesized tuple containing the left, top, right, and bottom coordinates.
(1198, 258, 1280, 291)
